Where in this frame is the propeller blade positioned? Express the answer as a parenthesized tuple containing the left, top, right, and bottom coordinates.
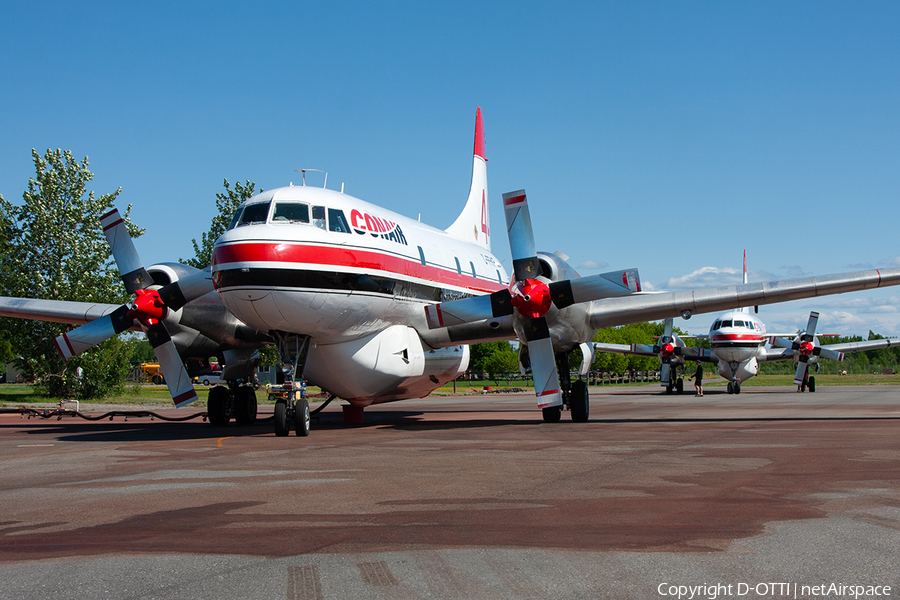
(144, 320, 198, 407)
(804, 311, 819, 340)
(424, 289, 513, 329)
(502, 190, 540, 281)
(662, 318, 674, 340)
(54, 305, 133, 359)
(548, 268, 641, 309)
(816, 347, 845, 361)
(793, 358, 809, 386)
(771, 337, 795, 350)
(792, 312, 819, 385)
(101, 209, 153, 294)
(157, 270, 215, 311)
(522, 317, 562, 408)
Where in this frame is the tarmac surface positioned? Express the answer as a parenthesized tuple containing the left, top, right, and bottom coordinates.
(1, 384, 899, 599)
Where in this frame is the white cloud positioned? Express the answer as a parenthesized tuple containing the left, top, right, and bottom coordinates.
(880, 256, 900, 266)
(780, 265, 811, 277)
(661, 266, 741, 290)
(577, 260, 609, 270)
(810, 295, 900, 313)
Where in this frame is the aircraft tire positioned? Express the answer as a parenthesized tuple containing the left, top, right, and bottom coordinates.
(665, 384, 674, 395)
(727, 382, 733, 394)
(734, 382, 741, 394)
(294, 397, 311, 437)
(274, 400, 289, 437)
(676, 379, 684, 394)
(808, 377, 816, 393)
(207, 386, 230, 426)
(542, 406, 562, 423)
(234, 386, 258, 426)
(570, 380, 589, 423)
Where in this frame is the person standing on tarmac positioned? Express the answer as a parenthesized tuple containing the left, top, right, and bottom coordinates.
(692, 362, 704, 397)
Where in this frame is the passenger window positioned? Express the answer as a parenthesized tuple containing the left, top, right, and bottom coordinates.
(238, 202, 270, 226)
(312, 206, 326, 230)
(273, 203, 310, 224)
(227, 206, 244, 230)
(328, 208, 351, 233)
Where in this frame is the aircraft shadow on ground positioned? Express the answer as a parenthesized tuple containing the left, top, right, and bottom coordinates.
(4, 407, 898, 442)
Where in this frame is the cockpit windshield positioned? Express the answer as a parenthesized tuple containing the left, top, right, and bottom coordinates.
(227, 206, 244, 230)
(237, 201, 271, 226)
(273, 202, 310, 224)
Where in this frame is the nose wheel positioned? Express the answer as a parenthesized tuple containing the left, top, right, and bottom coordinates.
(274, 392, 310, 437)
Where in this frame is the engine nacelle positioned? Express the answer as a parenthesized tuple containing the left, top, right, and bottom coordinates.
(148, 263, 270, 360)
(304, 325, 468, 405)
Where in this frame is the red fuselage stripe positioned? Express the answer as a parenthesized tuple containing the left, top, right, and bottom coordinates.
(213, 242, 505, 294)
(710, 334, 764, 342)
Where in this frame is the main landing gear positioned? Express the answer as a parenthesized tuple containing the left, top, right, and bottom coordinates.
(665, 376, 684, 395)
(727, 381, 742, 394)
(206, 383, 258, 426)
(542, 352, 589, 424)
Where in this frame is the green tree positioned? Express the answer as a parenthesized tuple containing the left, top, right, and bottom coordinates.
(0, 149, 143, 398)
(181, 179, 259, 269)
(482, 341, 519, 384)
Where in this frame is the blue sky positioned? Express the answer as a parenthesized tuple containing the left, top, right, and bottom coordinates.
(2, 1, 899, 336)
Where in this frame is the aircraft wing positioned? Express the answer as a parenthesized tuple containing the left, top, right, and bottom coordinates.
(588, 267, 900, 329)
(761, 347, 796, 362)
(592, 342, 657, 356)
(819, 337, 899, 355)
(0, 297, 129, 328)
(592, 342, 716, 363)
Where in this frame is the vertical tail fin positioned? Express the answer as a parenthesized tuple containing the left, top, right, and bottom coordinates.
(445, 107, 491, 251)
(741, 249, 752, 314)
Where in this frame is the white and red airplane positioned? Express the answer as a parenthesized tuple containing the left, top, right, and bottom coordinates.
(594, 254, 898, 393)
(3, 109, 900, 435)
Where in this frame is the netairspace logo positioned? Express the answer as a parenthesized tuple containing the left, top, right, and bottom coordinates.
(657, 582, 893, 599)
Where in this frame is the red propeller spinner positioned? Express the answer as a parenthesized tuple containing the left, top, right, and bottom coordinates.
(510, 279, 552, 319)
(126, 289, 167, 325)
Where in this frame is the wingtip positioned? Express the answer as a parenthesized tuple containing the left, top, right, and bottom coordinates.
(473, 107, 485, 161)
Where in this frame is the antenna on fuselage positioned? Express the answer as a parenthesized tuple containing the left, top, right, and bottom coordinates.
(294, 168, 326, 188)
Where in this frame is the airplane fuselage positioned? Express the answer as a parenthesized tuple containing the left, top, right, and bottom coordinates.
(210, 184, 508, 404)
(708, 309, 767, 382)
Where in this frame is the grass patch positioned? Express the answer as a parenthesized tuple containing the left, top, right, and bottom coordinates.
(1, 373, 896, 408)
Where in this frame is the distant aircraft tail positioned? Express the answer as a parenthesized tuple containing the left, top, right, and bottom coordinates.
(741, 249, 753, 314)
(445, 107, 491, 251)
